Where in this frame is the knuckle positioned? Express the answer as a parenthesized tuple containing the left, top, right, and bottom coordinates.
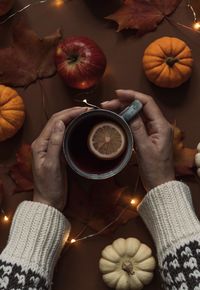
(131, 119, 143, 132)
(147, 95, 154, 103)
(43, 160, 53, 170)
(51, 113, 58, 120)
(31, 140, 38, 151)
(49, 136, 60, 146)
(50, 135, 61, 146)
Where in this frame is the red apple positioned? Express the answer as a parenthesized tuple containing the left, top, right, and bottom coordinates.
(0, 0, 14, 16)
(55, 36, 107, 89)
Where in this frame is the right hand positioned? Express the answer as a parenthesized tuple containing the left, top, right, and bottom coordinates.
(101, 90, 175, 192)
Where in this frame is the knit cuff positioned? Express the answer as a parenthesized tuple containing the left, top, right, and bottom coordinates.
(0, 201, 70, 282)
(138, 181, 200, 259)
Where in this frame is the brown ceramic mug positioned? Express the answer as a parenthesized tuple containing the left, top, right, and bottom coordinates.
(63, 100, 142, 180)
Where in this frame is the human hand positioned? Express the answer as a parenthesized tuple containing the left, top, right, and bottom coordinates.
(31, 107, 89, 211)
(101, 90, 175, 191)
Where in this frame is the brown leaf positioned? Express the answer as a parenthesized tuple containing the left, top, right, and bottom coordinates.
(172, 124, 197, 176)
(0, 21, 62, 87)
(9, 144, 33, 193)
(106, 0, 182, 34)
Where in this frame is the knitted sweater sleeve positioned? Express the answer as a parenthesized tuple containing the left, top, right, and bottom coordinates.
(0, 201, 70, 290)
(138, 181, 200, 290)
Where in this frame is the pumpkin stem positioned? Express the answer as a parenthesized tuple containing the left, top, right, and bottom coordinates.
(166, 56, 178, 67)
(122, 260, 134, 276)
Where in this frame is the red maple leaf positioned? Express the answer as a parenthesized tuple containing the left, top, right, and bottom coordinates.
(106, 0, 182, 34)
(0, 21, 62, 87)
(9, 144, 33, 193)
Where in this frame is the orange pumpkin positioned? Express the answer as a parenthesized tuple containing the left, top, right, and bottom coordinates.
(143, 37, 193, 88)
(0, 85, 25, 142)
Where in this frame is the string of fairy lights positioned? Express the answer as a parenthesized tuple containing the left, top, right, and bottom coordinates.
(0, 0, 199, 236)
(0, 0, 199, 31)
(0, 0, 67, 24)
(187, 0, 200, 30)
(177, 0, 200, 32)
(68, 174, 140, 245)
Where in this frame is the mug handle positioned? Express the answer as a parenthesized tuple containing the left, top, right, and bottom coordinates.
(120, 100, 143, 123)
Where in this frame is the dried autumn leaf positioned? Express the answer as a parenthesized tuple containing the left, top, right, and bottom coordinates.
(9, 144, 33, 193)
(0, 21, 62, 87)
(106, 0, 182, 34)
(172, 124, 197, 176)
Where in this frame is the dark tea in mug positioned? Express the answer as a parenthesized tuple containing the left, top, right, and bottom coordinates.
(63, 100, 143, 180)
(68, 113, 128, 175)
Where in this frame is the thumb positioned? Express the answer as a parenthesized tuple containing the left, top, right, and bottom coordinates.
(46, 120, 65, 161)
(130, 115, 148, 149)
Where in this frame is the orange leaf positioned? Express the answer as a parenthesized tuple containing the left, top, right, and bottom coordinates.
(172, 125, 197, 176)
(9, 144, 33, 193)
(106, 0, 182, 34)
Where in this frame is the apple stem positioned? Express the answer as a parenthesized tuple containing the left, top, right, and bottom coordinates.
(67, 55, 78, 64)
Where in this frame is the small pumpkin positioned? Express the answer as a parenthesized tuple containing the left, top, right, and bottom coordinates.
(143, 37, 193, 88)
(0, 85, 25, 142)
(195, 143, 200, 177)
(99, 238, 156, 290)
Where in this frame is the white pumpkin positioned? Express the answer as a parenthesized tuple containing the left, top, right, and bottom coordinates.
(99, 238, 156, 290)
(195, 143, 200, 177)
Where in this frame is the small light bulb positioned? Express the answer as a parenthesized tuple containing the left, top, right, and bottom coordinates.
(130, 199, 136, 205)
(3, 215, 9, 222)
(193, 21, 200, 31)
(53, 0, 64, 7)
(70, 238, 76, 244)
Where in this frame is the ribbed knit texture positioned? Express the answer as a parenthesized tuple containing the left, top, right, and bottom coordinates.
(138, 181, 200, 262)
(0, 201, 70, 284)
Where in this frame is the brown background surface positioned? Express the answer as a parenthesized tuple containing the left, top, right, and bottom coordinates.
(0, 0, 200, 289)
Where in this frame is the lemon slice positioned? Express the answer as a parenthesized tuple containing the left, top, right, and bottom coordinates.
(88, 122, 126, 160)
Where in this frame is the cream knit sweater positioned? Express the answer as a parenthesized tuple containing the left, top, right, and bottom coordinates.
(138, 181, 200, 289)
(0, 181, 200, 289)
(0, 201, 70, 289)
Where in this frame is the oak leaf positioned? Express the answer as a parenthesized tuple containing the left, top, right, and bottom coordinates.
(106, 0, 182, 34)
(0, 21, 62, 87)
(9, 144, 33, 193)
(172, 124, 197, 176)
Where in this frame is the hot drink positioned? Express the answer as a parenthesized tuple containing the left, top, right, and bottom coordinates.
(68, 114, 128, 174)
(63, 100, 142, 180)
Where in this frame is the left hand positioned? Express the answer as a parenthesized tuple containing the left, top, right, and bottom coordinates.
(31, 107, 89, 211)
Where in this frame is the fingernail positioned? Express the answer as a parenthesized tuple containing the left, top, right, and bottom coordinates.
(86, 107, 92, 111)
(101, 101, 109, 105)
(55, 120, 65, 131)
